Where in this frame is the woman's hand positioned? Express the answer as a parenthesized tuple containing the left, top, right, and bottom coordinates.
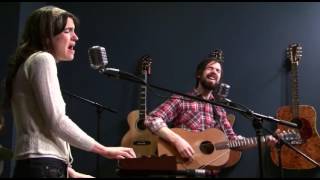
(92, 144, 136, 160)
(104, 146, 136, 159)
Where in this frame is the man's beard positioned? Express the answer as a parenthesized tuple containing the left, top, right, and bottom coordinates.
(199, 77, 219, 91)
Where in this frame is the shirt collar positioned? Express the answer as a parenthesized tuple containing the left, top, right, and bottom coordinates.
(192, 88, 215, 100)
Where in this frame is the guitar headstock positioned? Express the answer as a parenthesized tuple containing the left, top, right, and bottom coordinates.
(208, 49, 224, 63)
(138, 55, 152, 75)
(286, 43, 302, 66)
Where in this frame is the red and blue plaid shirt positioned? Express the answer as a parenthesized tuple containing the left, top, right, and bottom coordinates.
(146, 89, 237, 140)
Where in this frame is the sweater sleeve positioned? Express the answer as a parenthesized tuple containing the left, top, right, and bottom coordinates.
(27, 52, 96, 151)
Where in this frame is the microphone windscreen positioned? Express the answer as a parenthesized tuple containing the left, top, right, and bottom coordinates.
(88, 46, 108, 70)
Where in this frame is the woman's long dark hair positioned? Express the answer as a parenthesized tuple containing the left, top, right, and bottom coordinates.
(0, 6, 79, 110)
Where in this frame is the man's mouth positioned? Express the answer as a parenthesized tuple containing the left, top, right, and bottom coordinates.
(207, 75, 216, 81)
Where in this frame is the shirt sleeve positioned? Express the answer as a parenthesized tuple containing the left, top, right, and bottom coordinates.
(145, 95, 182, 133)
(27, 52, 96, 151)
(218, 107, 237, 140)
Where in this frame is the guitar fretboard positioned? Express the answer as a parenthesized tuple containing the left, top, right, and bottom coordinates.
(287, 44, 302, 119)
(227, 136, 266, 149)
(291, 62, 300, 119)
(215, 136, 267, 150)
(215, 130, 301, 150)
(137, 73, 147, 130)
(138, 83, 147, 122)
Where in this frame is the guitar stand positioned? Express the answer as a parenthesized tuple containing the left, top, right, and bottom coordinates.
(275, 139, 284, 178)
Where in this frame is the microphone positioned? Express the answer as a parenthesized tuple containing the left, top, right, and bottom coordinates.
(88, 45, 108, 70)
(87, 46, 120, 76)
(216, 82, 231, 102)
(88, 46, 146, 84)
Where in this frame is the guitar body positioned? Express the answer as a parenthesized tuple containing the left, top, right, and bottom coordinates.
(224, 150, 241, 168)
(121, 110, 158, 157)
(270, 105, 320, 169)
(157, 128, 230, 170)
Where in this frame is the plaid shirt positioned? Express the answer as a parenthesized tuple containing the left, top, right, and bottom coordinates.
(146, 89, 237, 140)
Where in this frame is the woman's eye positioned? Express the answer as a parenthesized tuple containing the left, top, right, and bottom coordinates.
(64, 28, 74, 33)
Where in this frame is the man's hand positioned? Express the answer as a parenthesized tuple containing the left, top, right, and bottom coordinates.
(173, 135, 195, 159)
(266, 135, 278, 147)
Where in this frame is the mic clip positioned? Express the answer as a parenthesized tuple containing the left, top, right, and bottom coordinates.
(99, 68, 121, 79)
(215, 97, 232, 105)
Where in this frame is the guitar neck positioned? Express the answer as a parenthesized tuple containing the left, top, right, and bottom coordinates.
(138, 74, 147, 121)
(216, 136, 268, 150)
(291, 62, 300, 118)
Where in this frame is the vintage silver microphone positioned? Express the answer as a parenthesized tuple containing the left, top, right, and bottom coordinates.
(216, 82, 231, 103)
(88, 45, 121, 76)
(88, 45, 108, 70)
(88, 46, 144, 83)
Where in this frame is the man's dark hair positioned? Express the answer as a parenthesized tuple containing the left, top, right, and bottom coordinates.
(195, 49, 224, 88)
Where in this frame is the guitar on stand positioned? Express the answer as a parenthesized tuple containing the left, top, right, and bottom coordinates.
(121, 55, 158, 157)
(270, 43, 320, 170)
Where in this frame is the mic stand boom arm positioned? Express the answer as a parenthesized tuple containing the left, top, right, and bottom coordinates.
(100, 68, 298, 128)
(62, 89, 118, 114)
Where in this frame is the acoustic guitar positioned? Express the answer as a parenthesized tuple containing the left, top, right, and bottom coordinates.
(158, 128, 300, 170)
(120, 55, 158, 157)
(270, 43, 320, 169)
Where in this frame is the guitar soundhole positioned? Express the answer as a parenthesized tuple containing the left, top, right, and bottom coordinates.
(200, 141, 214, 154)
(137, 120, 146, 130)
(292, 118, 312, 140)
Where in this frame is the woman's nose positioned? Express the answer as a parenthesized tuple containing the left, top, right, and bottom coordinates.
(72, 32, 79, 41)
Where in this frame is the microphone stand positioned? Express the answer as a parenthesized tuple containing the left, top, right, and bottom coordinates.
(276, 140, 284, 178)
(62, 89, 118, 177)
(98, 68, 320, 177)
(253, 114, 264, 178)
